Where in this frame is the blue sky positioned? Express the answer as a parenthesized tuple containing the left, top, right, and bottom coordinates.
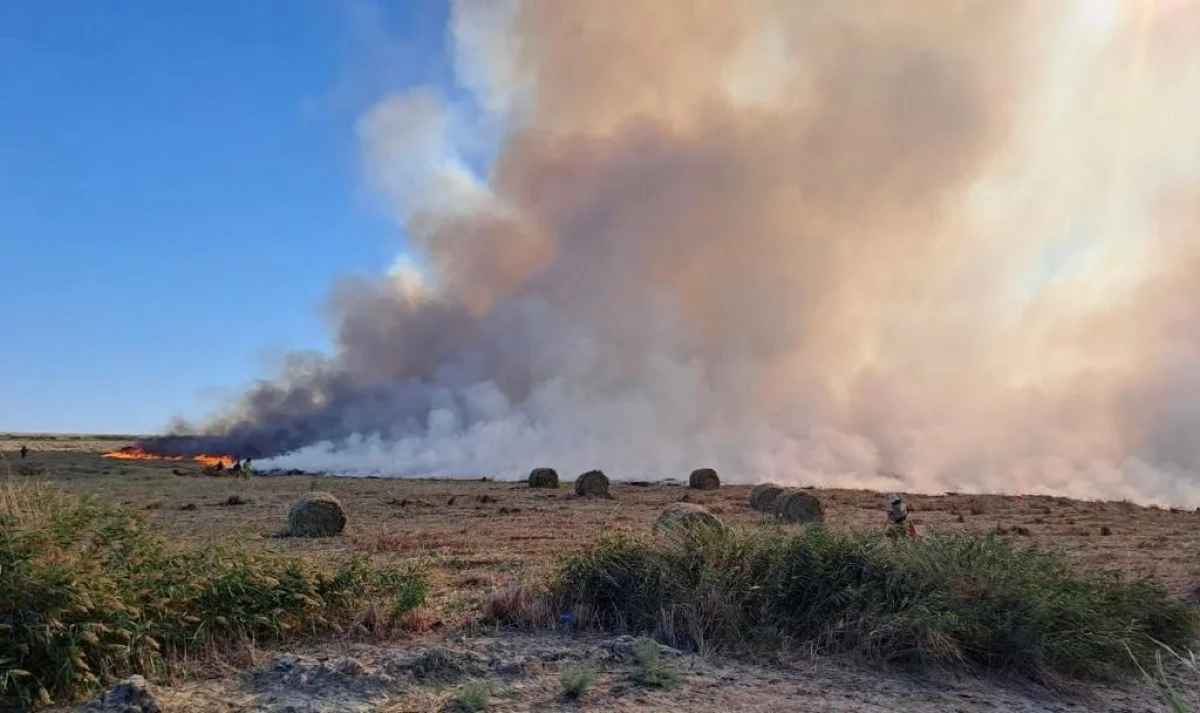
(0, 0, 454, 434)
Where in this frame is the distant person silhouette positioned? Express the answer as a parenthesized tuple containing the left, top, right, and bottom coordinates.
(20, 445, 28, 459)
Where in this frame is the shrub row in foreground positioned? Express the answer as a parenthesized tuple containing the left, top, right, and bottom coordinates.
(0, 483, 426, 709)
(543, 525, 1195, 682)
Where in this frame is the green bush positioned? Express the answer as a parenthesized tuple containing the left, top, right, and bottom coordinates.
(630, 638, 681, 688)
(454, 680, 490, 711)
(0, 483, 426, 709)
(560, 665, 598, 698)
(549, 525, 1195, 682)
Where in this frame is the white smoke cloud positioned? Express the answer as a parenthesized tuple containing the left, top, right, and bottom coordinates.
(179, 0, 1200, 506)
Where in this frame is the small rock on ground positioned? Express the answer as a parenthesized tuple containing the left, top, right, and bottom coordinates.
(80, 675, 161, 713)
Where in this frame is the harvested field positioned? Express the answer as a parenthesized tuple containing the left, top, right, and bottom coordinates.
(5, 436, 1200, 616)
(4, 436, 1200, 712)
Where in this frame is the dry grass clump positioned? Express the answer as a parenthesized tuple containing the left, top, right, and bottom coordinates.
(543, 524, 1195, 682)
(653, 502, 725, 536)
(397, 607, 441, 634)
(481, 586, 557, 629)
(0, 482, 426, 709)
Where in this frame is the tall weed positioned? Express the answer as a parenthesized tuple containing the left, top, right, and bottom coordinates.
(0, 482, 426, 708)
(546, 525, 1195, 682)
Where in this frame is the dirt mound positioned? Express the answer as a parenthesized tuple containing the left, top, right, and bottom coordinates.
(574, 470, 611, 498)
(528, 467, 559, 489)
(653, 502, 725, 535)
(381, 646, 490, 684)
(749, 483, 784, 512)
(774, 490, 825, 524)
(286, 492, 347, 537)
(246, 654, 402, 710)
(688, 468, 720, 490)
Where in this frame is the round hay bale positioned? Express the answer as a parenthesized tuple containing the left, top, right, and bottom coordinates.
(286, 492, 347, 538)
(653, 502, 725, 535)
(773, 490, 824, 524)
(749, 483, 784, 512)
(574, 469, 611, 498)
(687, 468, 720, 490)
(528, 467, 560, 489)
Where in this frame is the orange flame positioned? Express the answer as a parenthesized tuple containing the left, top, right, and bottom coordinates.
(103, 446, 236, 469)
(193, 454, 238, 468)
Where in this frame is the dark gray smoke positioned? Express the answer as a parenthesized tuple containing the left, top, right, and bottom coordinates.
(143, 0, 1200, 505)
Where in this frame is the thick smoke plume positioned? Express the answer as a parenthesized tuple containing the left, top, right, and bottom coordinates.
(148, 0, 1200, 505)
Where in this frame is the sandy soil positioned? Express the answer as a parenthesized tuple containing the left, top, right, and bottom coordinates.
(4, 436, 1199, 712)
(66, 631, 1192, 713)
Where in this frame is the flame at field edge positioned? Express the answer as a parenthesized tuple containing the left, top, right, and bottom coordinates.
(103, 446, 237, 469)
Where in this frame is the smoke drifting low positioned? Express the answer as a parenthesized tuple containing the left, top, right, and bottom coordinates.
(149, 0, 1200, 505)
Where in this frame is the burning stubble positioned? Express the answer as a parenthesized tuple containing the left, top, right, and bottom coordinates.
(145, 0, 1200, 505)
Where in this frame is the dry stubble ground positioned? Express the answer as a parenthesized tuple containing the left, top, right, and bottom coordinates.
(4, 435, 1200, 712)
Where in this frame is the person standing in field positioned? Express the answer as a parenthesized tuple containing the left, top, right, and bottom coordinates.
(885, 493, 917, 539)
(19, 445, 27, 459)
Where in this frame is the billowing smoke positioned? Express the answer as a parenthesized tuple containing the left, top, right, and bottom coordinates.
(146, 0, 1200, 505)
